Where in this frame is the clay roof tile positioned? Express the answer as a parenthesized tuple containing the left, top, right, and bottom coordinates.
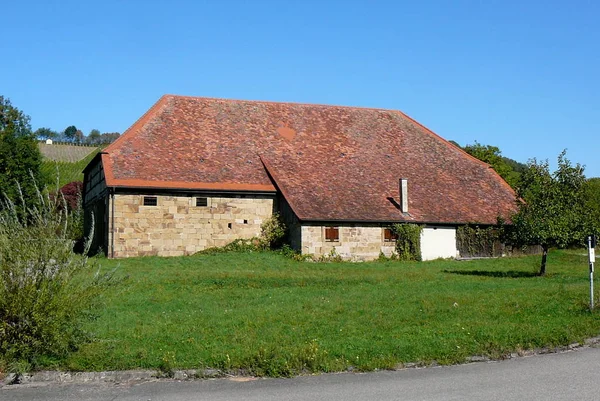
(99, 95, 516, 224)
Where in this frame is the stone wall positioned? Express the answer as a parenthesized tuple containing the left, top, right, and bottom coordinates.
(300, 224, 396, 261)
(110, 194, 275, 258)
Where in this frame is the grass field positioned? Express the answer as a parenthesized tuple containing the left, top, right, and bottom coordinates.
(64, 249, 599, 376)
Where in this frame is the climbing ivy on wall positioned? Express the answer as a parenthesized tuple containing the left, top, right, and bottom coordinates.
(392, 224, 423, 261)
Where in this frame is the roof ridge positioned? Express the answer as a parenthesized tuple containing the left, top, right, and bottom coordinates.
(163, 93, 412, 114)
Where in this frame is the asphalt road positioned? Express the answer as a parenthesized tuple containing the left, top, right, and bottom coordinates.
(2, 347, 600, 401)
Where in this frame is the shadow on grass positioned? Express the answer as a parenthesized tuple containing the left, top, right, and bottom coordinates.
(443, 270, 539, 278)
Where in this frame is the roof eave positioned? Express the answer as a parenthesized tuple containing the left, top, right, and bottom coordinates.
(104, 178, 276, 193)
(298, 218, 502, 226)
(82, 151, 107, 175)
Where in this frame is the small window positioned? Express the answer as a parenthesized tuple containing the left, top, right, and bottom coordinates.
(325, 227, 339, 242)
(143, 196, 157, 206)
(383, 228, 398, 242)
(227, 223, 232, 229)
(196, 197, 208, 207)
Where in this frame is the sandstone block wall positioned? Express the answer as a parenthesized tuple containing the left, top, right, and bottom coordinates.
(110, 194, 275, 258)
(300, 224, 396, 261)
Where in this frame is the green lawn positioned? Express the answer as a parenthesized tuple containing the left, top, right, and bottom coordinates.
(65, 249, 599, 376)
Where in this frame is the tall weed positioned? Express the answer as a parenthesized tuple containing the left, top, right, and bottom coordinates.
(0, 183, 114, 370)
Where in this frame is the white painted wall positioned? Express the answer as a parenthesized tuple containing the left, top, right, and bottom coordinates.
(420, 226, 457, 261)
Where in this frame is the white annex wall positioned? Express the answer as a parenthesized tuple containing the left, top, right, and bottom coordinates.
(420, 226, 457, 261)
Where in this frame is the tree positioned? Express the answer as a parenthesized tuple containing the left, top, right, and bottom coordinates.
(34, 127, 58, 140)
(509, 151, 592, 275)
(63, 125, 78, 142)
(86, 128, 101, 145)
(74, 129, 84, 144)
(99, 131, 120, 144)
(585, 178, 600, 234)
(462, 141, 521, 188)
(0, 96, 44, 206)
(0, 96, 31, 140)
(502, 156, 527, 175)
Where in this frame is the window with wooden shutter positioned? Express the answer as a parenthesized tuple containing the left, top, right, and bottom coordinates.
(325, 227, 339, 242)
(383, 228, 398, 242)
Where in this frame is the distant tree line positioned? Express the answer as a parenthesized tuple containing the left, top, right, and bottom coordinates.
(35, 125, 120, 145)
(449, 140, 527, 189)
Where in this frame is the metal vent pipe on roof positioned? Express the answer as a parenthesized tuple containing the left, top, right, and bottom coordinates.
(399, 178, 408, 213)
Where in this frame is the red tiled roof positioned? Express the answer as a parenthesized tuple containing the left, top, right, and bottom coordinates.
(100, 95, 517, 224)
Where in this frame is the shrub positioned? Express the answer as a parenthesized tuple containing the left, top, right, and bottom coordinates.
(54, 181, 84, 249)
(55, 181, 83, 212)
(259, 213, 286, 249)
(0, 185, 115, 370)
(279, 244, 313, 261)
(317, 247, 343, 262)
(197, 238, 263, 255)
(377, 250, 398, 262)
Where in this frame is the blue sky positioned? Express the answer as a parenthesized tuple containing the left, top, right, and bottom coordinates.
(3, 0, 599, 177)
